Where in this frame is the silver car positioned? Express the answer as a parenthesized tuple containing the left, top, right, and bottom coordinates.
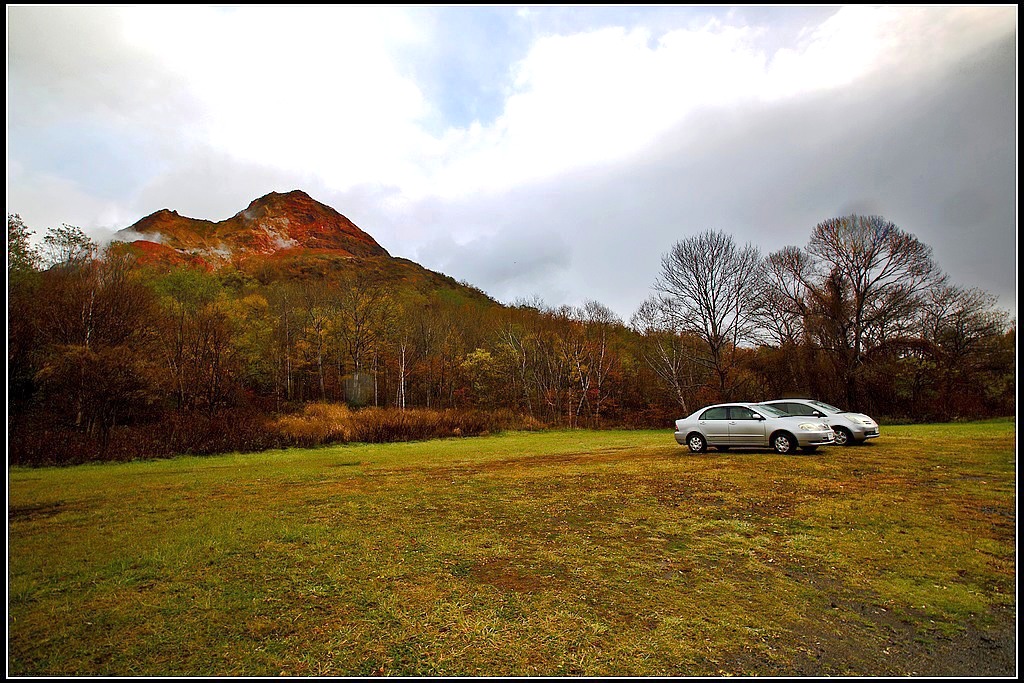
(674, 402, 834, 454)
(757, 399, 880, 446)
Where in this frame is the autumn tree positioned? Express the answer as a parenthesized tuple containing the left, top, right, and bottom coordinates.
(265, 281, 304, 403)
(333, 271, 395, 406)
(916, 284, 1013, 418)
(226, 292, 278, 399)
(579, 300, 622, 425)
(297, 279, 336, 401)
(630, 296, 709, 414)
(152, 267, 236, 413)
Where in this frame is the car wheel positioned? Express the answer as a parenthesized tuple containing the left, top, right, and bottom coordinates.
(772, 432, 795, 454)
(687, 434, 707, 453)
(833, 427, 853, 446)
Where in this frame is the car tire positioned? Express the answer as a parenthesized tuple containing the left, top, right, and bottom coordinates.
(833, 427, 853, 446)
(687, 434, 707, 453)
(772, 432, 795, 454)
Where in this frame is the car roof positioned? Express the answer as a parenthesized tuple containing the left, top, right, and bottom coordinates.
(700, 402, 754, 408)
(693, 402, 767, 412)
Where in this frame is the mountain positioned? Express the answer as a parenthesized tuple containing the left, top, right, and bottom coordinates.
(114, 190, 495, 304)
(116, 190, 389, 265)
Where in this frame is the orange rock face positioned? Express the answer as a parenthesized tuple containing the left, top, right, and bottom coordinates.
(115, 190, 389, 268)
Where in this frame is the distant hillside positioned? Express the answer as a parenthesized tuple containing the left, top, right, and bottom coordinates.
(113, 190, 496, 306)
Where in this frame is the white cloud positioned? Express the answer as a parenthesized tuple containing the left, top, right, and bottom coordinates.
(120, 6, 436, 190)
(767, 6, 1017, 100)
(409, 6, 1017, 202)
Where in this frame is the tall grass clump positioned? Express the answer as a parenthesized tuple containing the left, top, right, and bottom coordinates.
(273, 403, 542, 447)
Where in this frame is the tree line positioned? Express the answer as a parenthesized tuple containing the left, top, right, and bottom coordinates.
(7, 213, 1015, 464)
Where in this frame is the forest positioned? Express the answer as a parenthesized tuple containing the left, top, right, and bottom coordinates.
(7, 213, 1015, 465)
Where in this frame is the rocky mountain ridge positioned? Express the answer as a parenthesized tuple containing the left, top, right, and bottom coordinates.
(115, 190, 390, 268)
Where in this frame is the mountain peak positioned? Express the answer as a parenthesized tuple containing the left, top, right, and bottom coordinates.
(116, 190, 389, 264)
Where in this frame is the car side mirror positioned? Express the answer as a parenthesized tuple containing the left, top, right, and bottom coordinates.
(813, 411, 824, 417)
(753, 414, 765, 421)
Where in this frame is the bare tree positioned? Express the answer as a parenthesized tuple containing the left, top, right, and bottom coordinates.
(765, 215, 946, 407)
(652, 229, 762, 400)
(754, 246, 811, 347)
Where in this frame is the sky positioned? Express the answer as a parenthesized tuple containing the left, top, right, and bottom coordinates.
(6, 5, 1018, 322)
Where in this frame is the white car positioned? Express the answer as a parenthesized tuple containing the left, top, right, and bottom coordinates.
(674, 402, 834, 454)
(757, 399, 880, 446)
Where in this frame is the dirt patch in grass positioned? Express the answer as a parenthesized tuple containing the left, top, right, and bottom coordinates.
(779, 595, 1017, 676)
(9, 501, 72, 522)
(467, 557, 569, 594)
(715, 557, 1019, 677)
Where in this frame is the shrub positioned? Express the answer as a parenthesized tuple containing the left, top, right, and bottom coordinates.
(9, 404, 542, 466)
(272, 404, 542, 447)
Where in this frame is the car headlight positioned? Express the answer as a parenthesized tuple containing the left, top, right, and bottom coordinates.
(853, 417, 875, 426)
(798, 423, 821, 431)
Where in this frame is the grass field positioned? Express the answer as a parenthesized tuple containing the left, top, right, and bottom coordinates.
(7, 421, 1017, 676)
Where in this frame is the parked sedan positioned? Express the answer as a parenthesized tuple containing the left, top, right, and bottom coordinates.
(674, 402, 834, 454)
(757, 398, 880, 446)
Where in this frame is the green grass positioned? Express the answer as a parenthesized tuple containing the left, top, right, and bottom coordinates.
(8, 422, 1016, 676)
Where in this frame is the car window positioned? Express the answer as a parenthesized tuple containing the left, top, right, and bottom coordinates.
(700, 407, 728, 420)
(789, 402, 818, 417)
(809, 400, 841, 413)
(756, 404, 787, 417)
(729, 406, 759, 420)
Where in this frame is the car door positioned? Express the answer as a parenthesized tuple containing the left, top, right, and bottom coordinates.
(728, 406, 768, 447)
(698, 406, 731, 445)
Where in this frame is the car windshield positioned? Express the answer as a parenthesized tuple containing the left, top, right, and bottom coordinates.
(808, 400, 842, 413)
(755, 404, 787, 417)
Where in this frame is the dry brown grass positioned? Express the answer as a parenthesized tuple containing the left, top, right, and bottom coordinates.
(273, 403, 543, 446)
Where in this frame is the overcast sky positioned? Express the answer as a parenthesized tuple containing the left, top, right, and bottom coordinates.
(6, 5, 1018, 321)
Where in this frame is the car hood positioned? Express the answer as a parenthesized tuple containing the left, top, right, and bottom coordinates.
(838, 412, 877, 424)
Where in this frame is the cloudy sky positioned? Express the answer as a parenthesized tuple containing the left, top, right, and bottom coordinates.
(7, 5, 1018, 320)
